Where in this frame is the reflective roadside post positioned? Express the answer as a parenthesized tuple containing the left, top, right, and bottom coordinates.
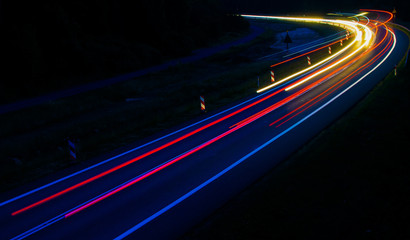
(270, 70, 275, 83)
(200, 95, 206, 113)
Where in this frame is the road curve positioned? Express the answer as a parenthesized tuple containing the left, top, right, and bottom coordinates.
(0, 10, 408, 240)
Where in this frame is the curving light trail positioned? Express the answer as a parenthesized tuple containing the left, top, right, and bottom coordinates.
(5, 9, 401, 240)
(241, 14, 374, 93)
(9, 12, 388, 217)
(49, 13, 387, 218)
(271, 21, 392, 127)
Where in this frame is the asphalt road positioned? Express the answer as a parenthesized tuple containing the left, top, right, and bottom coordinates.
(0, 11, 408, 240)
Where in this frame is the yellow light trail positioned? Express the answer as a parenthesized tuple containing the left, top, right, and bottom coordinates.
(256, 39, 356, 93)
(285, 25, 373, 91)
(241, 14, 373, 93)
(285, 39, 368, 91)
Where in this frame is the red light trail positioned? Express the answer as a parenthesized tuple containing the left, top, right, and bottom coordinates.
(10, 10, 398, 225)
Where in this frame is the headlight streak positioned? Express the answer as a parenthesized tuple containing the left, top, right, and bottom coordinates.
(279, 25, 396, 128)
(113, 19, 398, 240)
(242, 15, 363, 93)
(9, 13, 377, 217)
(8, 11, 399, 240)
(237, 18, 384, 130)
(229, 23, 374, 130)
(231, 18, 378, 129)
(257, 39, 356, 93)
(271, 23, 393, 127)
(60, 20, 383, 217)
(284, 22, 373, 91)
(276, 35, 393, 128)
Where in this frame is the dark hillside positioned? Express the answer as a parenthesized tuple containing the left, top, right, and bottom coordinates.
(0, 0, 249, 102)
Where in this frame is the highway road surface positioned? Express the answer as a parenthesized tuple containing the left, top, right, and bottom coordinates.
(1, 9, 408, 240)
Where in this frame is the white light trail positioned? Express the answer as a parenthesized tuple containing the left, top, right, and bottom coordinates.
(241, 14, 374, 93)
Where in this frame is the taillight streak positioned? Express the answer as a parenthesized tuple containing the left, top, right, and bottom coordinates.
(63, 90, 305, 217)
(11, 70, 292, 216)
(10, 12, 390, 218)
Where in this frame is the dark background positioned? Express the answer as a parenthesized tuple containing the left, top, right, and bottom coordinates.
(222, 0, 406, 15)
(0, 0, 249, 101)
(0, 0, 408, 101)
